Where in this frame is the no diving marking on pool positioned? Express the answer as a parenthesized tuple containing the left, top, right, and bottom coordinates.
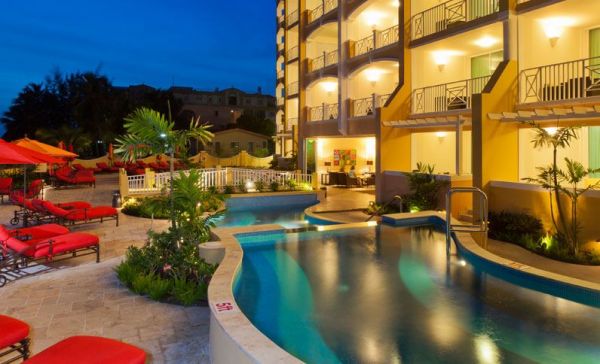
(214, 301, 238, 314)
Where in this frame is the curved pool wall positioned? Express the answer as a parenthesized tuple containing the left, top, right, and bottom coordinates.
(209, 212, 600, 364)
(225, 191, 318, 212)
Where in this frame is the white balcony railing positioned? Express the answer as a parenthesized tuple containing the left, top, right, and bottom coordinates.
(287, 46, 299, 61)
(353, 24, 400, 57)
(128, 168, 312, 195)
(411, 0, 500, 40)
(277, 97, 285, 106)
(286, 9, 299, 26)
(411, 76, 490, 114)
(309, 49, 338, 72)
(351, 94, 392, 117)
(308, 0, 338, 23)
(309, 103, 339, 121)
(277, 70, 284, 80)
(519, 56, 600, 104)
(287, 81, 299, 96)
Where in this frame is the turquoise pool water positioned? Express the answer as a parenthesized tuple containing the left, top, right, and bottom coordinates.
(234, 225, 600, 364)
(212, 206, 311, 229)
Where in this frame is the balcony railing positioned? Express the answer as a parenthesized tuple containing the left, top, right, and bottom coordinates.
(287, 46, 299, 61)
(411, 76, 490, 114)
(519, 57, 600, 104)
(287, 81, 299, 96)
(277, 97, 285, 106)
(308, 0, 338, 23)
(286, 10, 299, 26)
(351, 94, 392, 117)
(278, 14, 285, 26)
(353, 24, 400, 57)
(309, 49, 338, 72)
(277, 70, 284, 80)
(309, 103, 339, 121)
(411, 0, 500, 41)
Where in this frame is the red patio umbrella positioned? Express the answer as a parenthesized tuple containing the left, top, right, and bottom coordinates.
(0, 139, 63, 200)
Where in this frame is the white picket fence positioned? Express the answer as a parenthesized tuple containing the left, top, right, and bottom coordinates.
(127, 168, 312, 195)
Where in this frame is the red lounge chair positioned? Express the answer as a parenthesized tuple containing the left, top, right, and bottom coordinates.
(0, 232, 100, 287)
(10, 179, 44, 200)
(136, 161, 148, 169)
(55, 167, 96, 187)
(1, 224, 70, 243)
(0, 315, 30, 362)
(0, 177, 13, 203)
(73, 164, 101, 173)
(96, 162, 119, 173)
(113, 161, 125, 168)
(158, 161, 170, 170)
(148, 162, 162, 172)
(24, 336, 145, 364)
(41, 201, 119, 226)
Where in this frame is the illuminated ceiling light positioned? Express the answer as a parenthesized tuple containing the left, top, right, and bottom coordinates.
(321, 81, 337, 94)
(364, 11, 383, 29)
(435, 131, 447, 141)
(540, 17, 575, 47)
(474, 36, 498, 48)
(364, 68, 384, 85)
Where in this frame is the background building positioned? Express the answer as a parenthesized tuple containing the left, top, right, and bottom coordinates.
(171, 86, 276, 131)
(206, 128, 271, 157)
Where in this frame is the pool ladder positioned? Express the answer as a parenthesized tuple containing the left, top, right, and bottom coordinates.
(445, 187, 488, 253)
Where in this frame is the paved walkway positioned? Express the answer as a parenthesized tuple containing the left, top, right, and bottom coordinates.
(0, 174, 210, 363)
(307, 187, 375, 223)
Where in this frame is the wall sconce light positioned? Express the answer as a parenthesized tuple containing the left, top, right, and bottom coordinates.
(433, 52, 451, 72)
(364, 11, 383, 30)
(322, 81, 337, 96)
(435, 131, 447, 141)
(365, 68, 382, 87)
(541, 17, 574, 47)
(544, 127, 558, 136)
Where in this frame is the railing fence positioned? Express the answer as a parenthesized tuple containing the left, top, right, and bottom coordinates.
(412, 76, 490, 114)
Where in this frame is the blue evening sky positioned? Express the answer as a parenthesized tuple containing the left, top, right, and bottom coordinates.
(0, 0, 276, 128)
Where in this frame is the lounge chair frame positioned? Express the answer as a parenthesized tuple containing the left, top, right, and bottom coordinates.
(0, 337, 30, 364)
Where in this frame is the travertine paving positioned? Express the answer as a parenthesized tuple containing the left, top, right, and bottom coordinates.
(0, 174, 210, 363)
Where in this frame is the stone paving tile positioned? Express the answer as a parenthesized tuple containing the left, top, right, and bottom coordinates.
(0, 175, 210, 363)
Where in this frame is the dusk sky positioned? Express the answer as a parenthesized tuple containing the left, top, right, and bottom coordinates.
(0, 0, 276, 117)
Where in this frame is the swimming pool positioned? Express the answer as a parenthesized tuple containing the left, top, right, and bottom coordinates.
(234, 224, 600, 363)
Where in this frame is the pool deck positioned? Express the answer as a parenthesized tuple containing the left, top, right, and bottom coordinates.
(305, 186, 375, 223)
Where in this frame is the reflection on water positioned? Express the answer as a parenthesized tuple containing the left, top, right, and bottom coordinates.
(235, 225, 600, 364)
(212, 207, 309, 228)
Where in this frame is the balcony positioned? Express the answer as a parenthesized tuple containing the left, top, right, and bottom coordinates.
(278, 14, 285, 28)
(277, 120, 295, 136)
(309, 49, 338, 72)
(350, 94, 392, 118)
(308, 103, 339, 121)
(411, 76, 490, 115)
(277, 97, 285, 107)
(351, 24, 400, 58)
(287, 46, 299, 62)
(519, 57, 600, 105)
(287, 81, 299, 97)
(277, 70, 285, 82)
(308, 0, 338, 24)
(286, 10, 299, 28)
(411, 0, 500, 42)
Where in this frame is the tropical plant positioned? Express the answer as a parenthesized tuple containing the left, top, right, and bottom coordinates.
(402, 163, 448, 211)
(523, 122, 600, 254)
(115, 106, 213, 228)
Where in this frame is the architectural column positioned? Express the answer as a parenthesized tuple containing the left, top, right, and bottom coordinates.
(338, 0, 348, 135)
(455, 120, 463, 175)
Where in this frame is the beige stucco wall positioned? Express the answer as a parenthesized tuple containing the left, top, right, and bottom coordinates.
(208, 130, 270, 157)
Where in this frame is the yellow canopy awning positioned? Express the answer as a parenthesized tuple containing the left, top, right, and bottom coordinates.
(12, 137, 78, 158)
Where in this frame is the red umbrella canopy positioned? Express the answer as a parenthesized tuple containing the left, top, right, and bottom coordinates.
(0, 139, 42, 165)
(0, 139, 63, 165)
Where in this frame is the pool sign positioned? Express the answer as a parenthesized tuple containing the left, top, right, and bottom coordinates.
(214, 301, 237, 313)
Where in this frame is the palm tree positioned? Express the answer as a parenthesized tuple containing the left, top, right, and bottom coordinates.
(35, 124, 93, 153)
(115, 106, 213, 228)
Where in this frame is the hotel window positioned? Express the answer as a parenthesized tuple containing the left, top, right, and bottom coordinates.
(471, 51, 503, 79)
(231, 142, 239, 149)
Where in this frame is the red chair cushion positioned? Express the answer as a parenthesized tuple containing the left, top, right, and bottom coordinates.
(41, 201, 69, 218)
(10, 224, 70, 241)
(56, 201, 92, 210)
(85, 207, 118, 219)
(0, 315, 29, 349)
(24, 336, 146, 364)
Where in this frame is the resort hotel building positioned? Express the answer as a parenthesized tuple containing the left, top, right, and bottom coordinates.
(276, 0, 600, 241)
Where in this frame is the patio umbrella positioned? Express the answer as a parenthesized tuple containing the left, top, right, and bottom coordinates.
(0, 139, 63, 200)
(13, 137, 78, 158)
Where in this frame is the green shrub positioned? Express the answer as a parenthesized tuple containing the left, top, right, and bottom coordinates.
(223, 185, 234, 194)
(402, 163, 448, 211)
(255, 179, 265, 192)
(270, 181, 279, 192)
(115, 261, 139, 288)
(172, 278, 207, 306)
(131, 273, 154, 294)
(147, 277, 173, 301)
(488, 211, 544, 247)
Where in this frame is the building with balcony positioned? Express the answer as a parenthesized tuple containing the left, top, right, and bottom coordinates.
(376, 0, 600, 240)
(275, 0, 401, 177)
